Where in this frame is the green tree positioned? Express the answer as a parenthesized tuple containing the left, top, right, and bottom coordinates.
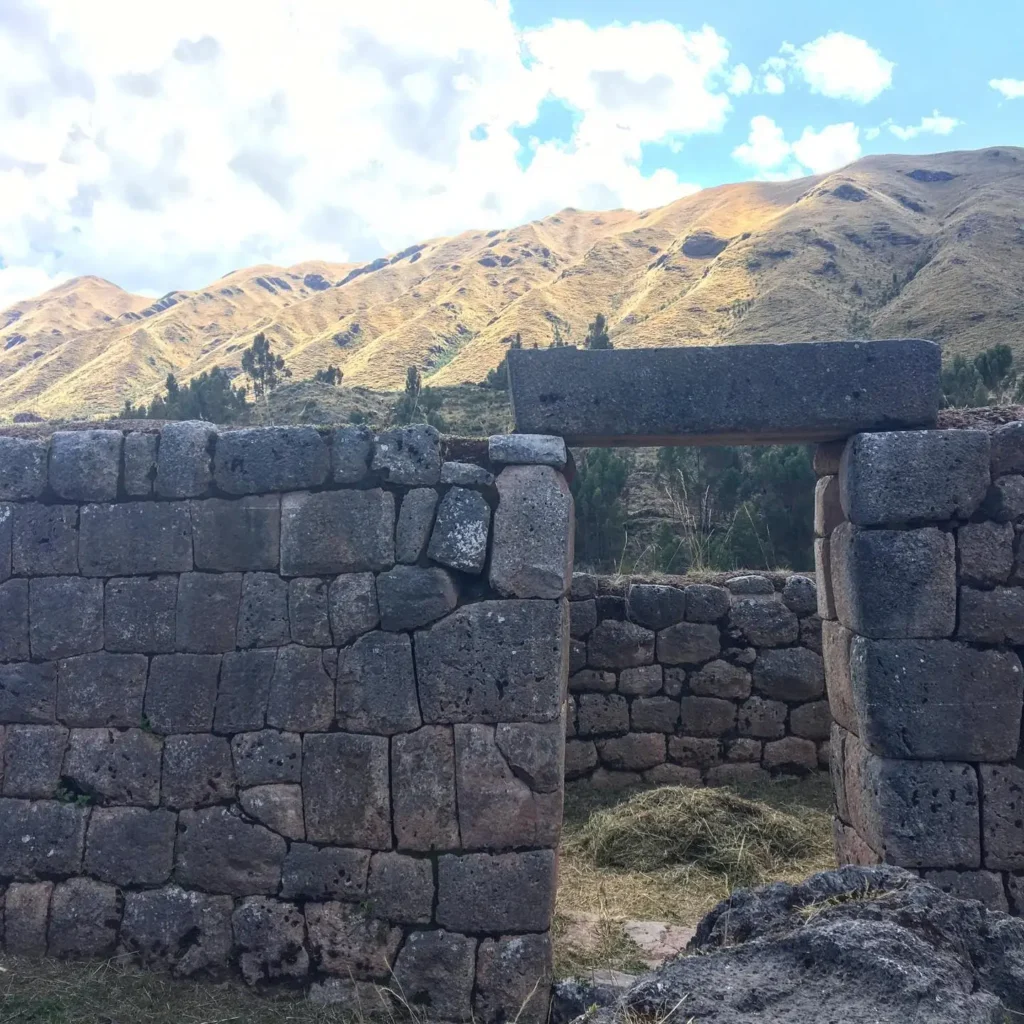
(120, 369, 248, 423)
(974, 343, 1014, 392)
(241, 332, 291, 401)
(571, 448, 629, 570)
(393, 365, 446, 430)
(484, 334, 521, 389)
(584, 313, 612, 350)
(314, 365, 343, 386)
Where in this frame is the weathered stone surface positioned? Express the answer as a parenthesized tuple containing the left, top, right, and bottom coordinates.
(442, 461, 494, 487)
(233, 897, 309, 986)
(124, 431, 158, 497)
(589, 620, 656, 669)
(822, 620, 856, 733)
(0, 799, 87, 877)
(799, 614, 823, 654)
(726, 575, 773, 595)
(683, 584, 729, 623)
(958, 520, 1014, 585)
(175, 572, 240, 653)
(214, 649, 276, 733)
(146, 654, 220, 733)
(0, 502, 10, 582)
(570, 573, 598, 600)
(417, 600, 566, 724)
(240, 784, 304, 839)
(577, 694, 629, 736)
(495, 720, 563, 793)
(236, 572, 289, 648)
(287, 578, 331, 646)
(155, 421, 214, 498)
(266, 644, 334, 732)
(623, 584, 686, 630)
(691, 660, 751, 699)
(392, 726, 460, 850)
(814, 475, 843, 538)
(565, 738, 599, 778)
(729, 596, 799, 647)
(488, 433, 567, 468)
(726, 738, 763, 762)
(306, 979, 393, 1010)
(680, 697, 736, 737)
(646, 763, 703, 786)
(705, 763, 770, 787)
(395, 488, 439, 564)
(49, 430, 122, 502)
(80, 501, 193, 576)
(814, 537, 836, 619)
(789, 700, 832, 741)
(176, 806, 285, 895)
(214, 426, 329, 493)
(29, 576, 103, 659)
(393, 931, 477, 1021)
(330, 424, 373, 483)
(191, 495, 280, 571)
(570, 599, 598, 638)
(281, 489, 395, 575)
(3, 881, 52, 954)
(56, 652, 147, 727)
(618, 664, 663, 696)
(367, 852, 434, 924)
(737, 697, 787, 739)
(47, 878, 121, 957)
(428, 486, 491, 574)
(851, 637, 1022, 760)
(0, 437, 47, 500)
(231, 730, 302, 786)
(598, 733, 667, 770)
(587, 767, 643, 791)
(2, 725, 66, 797)
(958, 586, 1024, 644)
(813, 440, 845, 477)
(569, 638, 586, 674)
(372, 424, 442, 485)
(104, 575, 177, 653)
(12, 503, 78, 574)
(63, 728, 161, 805)
(783, 575, 818, 616)
(303, 732, 390, 848)
(161, 733, 235, 809)
(376, 565, 457, 632)
(490, 465, 572, 598)
(0, 578, 29, 661)
(281, 843, 370, 900)
(990, 421, 1024, 476)
(570, 668, 615, 695)
(831, 523, 956, 639)
(923, 869, 1008, 912)
(476, 933, 552, 1024)
(980, 765, 1024, 870)
(753, 648, 825, 701)
(657, 621, 720, 665)
(120, 886, 233, 976)
(981, 475, 1024, 521)
(0, 661, 55, 723)
(668, 735, 721, 768)
(85, 807, 175, 885)
(763, 736, 818, 771)
(305, 901, 402, 980)
(328, 572, 379, 646)
(337, 631, 421, 734)
(630, 696, 680, 733)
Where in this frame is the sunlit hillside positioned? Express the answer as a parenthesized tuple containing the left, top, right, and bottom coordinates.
(2, 147, 1022, 420)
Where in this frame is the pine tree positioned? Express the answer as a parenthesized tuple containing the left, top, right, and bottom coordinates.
(241, 332, 291, 401)
(585, 313, 612, 350)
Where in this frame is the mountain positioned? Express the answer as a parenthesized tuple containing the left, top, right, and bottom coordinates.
(2, 146, 1023, 420)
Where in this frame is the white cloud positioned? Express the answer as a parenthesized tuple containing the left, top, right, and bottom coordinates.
(991, 77, 1024, 99)
(759, 56, 787, 94)
(0, 1, 738, 306)
(0, 266, 72, 309)
(887, 110, 961, 141)
(727, 63, 753, 95)
(792, 122, 861, 173)
(732, 116, 861, 177)
(778, 32, 894, 103)
(763, 73, 786, 95)
(732, 115, 790, 168)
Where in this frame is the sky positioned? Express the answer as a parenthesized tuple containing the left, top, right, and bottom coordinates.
(0, 0, 1021, 308)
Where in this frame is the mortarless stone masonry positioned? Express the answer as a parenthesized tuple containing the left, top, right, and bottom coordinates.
(0, 423, 568, 1019)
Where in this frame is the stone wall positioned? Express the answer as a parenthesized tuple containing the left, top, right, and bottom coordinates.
(566, 572, 829, 788)
(0, 422, 572, 1018)
(822, 423, 1024, 914)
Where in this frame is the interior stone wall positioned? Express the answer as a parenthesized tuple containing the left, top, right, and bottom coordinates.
(0, 422, 571, 1018)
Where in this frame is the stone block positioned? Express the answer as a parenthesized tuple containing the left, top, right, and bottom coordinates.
(728, 596, 799, 647)
(618, 664, 663, 696)
(814, 475, 843, 538)
(176, 806, 285, 895)
(437, 850, 556, 933)
(288, 578, 331, 646)
(372, 424, 442, 485)
(12, 503, 78, 574)
(569, 638, 586, 674)
(155, 421, 214, 498)
(990, 421, 1024, 476)
(49, 430, 122, 501)
(959, 586, 1024, 644)
(706, 763, 771, 787)
(281, 489, 395, 576)
(624, 584, 685, 629)
(570, 573, 598, 600)
(790, 700, 832, 741)
(120, 886, 233, 976)
(657, 621, 721, 666)
(428, 486, 491, 574)
(416, 600, 566, 724)
(85, 806, 176, 885)
(830, 724, 851, 823)
(726, 575, 773, 595)
(589, 620, 656, 669)
(145, 654, 220, 733)
(680, 696, 736, 737)
(684, 584, 729, 623)
(814, 440, 845, 477)
(851, 637, 1023, 760)
(330, 424, 373, 483)
(29, 576, 103, 659)
(690, 659, 751, 699)
(175, 572, 240, 653)
(800, 614, 823, 654)
(0, 437, 47, 500)
(737, 697, 787, 739)
(191, 495, 280, 571)
(305, 901, 402, 980)
(0, 661, 55, 723)
(233, 897, 309, 986)
(395, 488, 439, 564)
(232, 730, 302, 786)
(124, 431, 158, 496)
(982, 475, 1024, 522)
(3, 881, 52, 954)
(726, 738, 763, 762)
(831, 523, 956, 638)
(490, 466, 572, 598)
(565, 739, 598, 778)
(577, 694, 629, 736)
(958, 520, 1014, 586)
(162, 734, 235, 809)
(597, 733, 666, 770)
(980, 765, 1024, 870)
(240, 784, 304, 839)
(488, 433, 567, 468)
(2, 725, 67, 797)
(475, 933, 552, 1024)
(0, 579, 28, 662)
(63, 727, 161, 805)
(645, 763, 703, 786)
(303, 732, 390, 848)
(814, 538, 836, 620)
(329, 572, 379, 646)
(104, 576, 177, 653)
(57, 652, 148, 727)
(495, 720, 563, 793)
(392, 726, 459, 851)
(570, 599, 598, 638)
(47, 878, 121, 957)
(79, 501, 193, 576)
(266, 645, 335, 732)
(783, 575, 818, 616)
(0, 502, 10, 582)
(1006, 876, 1024, 916)
(569, 668, 616, 694)
(367, 852, 434, 924)
(839, 429, 989, 525)
(281, 844, 370, 901)
(376, 565, 457, 631)
(832, 819, 882, 867)
(214, 426, 329, 493)
(630, 696, 680, 733)
(922, 870, 1008, 912)
(442, 461, 494, 487)
(392, 929, 476, 1021)
(762, 737, 818, 771)
(668, 736, 721, 768)
(0, 799, 87, 877)
(822, 620, 856, 734)
(753, 647, 825, 701)
(336, 631, 421, 735)
(214, 649, 276, 733)
(236, 572, 289, 648)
